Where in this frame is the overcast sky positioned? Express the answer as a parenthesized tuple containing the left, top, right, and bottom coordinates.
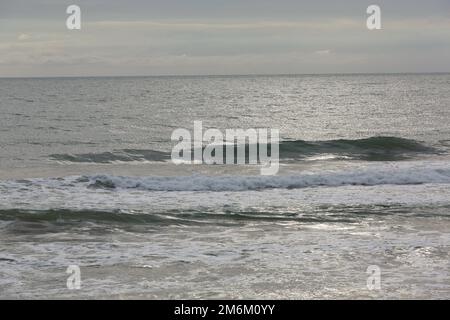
(1, 0, 449, 76)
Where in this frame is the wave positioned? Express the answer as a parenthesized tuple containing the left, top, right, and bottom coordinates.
(0, 208, 331, 225)
(50, 149, 171, 163)
(3, 162, 449, 193)
(2, 204, 449, 227)
(279, 136, 439, 161)
(48, 137, 440, 164)
(1, 162, 449, 227)
(83, 164, 450, 191)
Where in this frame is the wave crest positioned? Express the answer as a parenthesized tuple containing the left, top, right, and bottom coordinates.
(85, 164, 450, 192)
(279, 136, 438, 161)
(49, 137, 440, 164)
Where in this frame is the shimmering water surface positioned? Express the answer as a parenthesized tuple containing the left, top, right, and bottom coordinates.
(0, 74, 449, 299)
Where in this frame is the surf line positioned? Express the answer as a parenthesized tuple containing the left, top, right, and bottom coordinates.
(171, 121, 279, 175)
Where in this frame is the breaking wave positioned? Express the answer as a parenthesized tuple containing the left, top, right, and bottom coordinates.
(84, 165, 450, 191)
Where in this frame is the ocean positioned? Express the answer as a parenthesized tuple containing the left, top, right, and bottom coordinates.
(0, 74, 449, 299)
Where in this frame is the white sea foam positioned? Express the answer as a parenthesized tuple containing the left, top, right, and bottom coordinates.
(1, 161, 449, 193)
(82, 162, 450, 191)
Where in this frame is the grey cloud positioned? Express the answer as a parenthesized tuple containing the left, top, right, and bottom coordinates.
(0, 0, 449, 76)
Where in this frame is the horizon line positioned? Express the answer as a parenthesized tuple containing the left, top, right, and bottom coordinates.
(1, 71, 450, 79)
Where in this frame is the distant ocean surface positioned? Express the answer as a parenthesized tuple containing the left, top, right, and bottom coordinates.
(0, 74, 449, 299)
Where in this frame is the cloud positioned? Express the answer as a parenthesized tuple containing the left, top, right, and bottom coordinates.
(89, 19, 361, 31)
(1, 1, 450, 76)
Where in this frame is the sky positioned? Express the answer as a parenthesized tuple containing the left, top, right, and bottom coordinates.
(0, 0, 449, 77)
